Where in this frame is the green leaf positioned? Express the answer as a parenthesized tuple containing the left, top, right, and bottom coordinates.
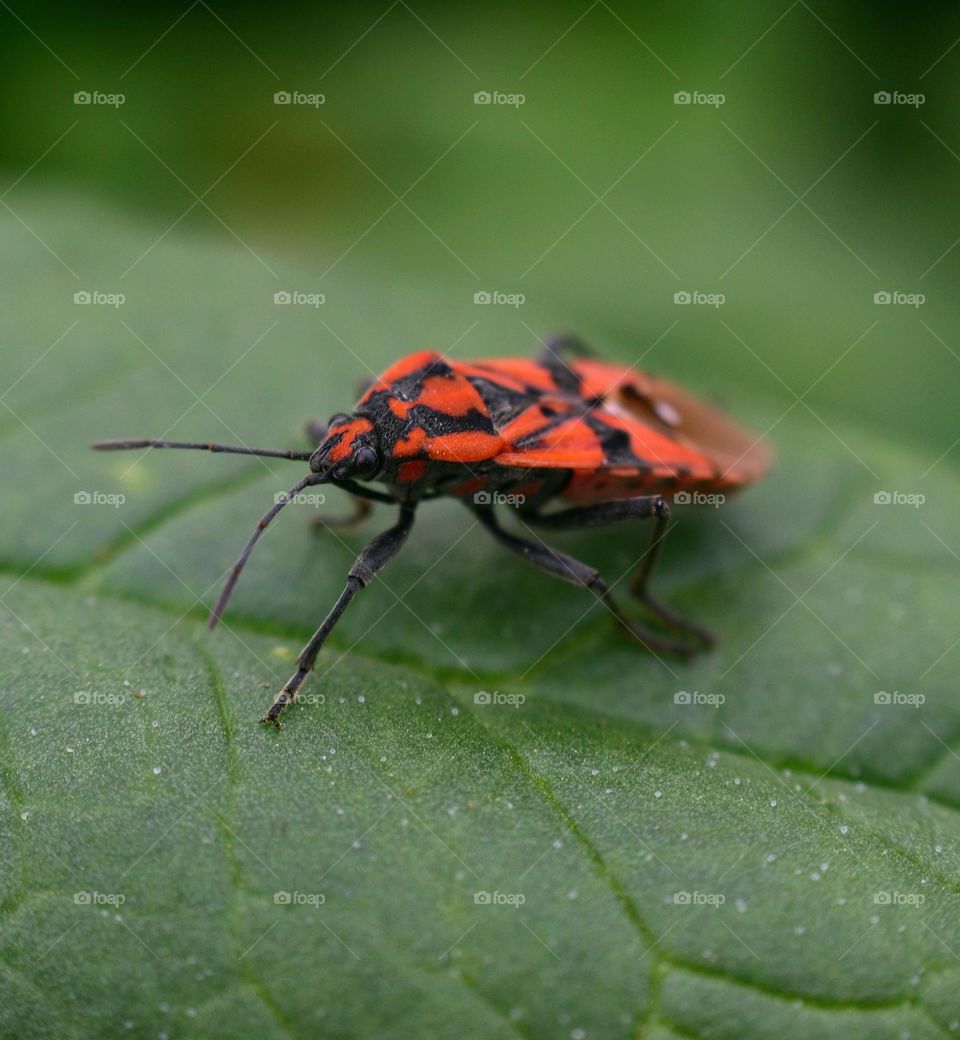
(2, 192, 959, 1040)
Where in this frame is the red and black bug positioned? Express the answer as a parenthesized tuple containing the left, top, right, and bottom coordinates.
(94, 335, 773, 725)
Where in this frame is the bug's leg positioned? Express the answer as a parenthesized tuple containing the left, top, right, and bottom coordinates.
(473, 505, 698, 658)
(311, 494, 373, 533)
(522, 496, 714, 647)
(260, 504, 416, 725)
(537, 333, 597, 364)
(627, 500, 715, 647)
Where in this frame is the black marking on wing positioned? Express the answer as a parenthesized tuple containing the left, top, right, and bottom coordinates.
(405, 404, 496, 437)
(387, 358, 456, 402)
(540, 358, 582, 395)
(466, 376, 540, 429)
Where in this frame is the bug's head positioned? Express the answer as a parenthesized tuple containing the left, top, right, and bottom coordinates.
(309, 413, 382, 481)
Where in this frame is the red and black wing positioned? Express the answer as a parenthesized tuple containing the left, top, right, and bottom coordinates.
(458, 356, 771, 490)
(357, 351, 771, 496)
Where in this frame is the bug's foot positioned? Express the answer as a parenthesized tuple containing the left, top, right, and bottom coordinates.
(259, 681, 301, 726)
(632, 589, 716, 649)
(259, 656, 320, 724)
(596, 584, 709, 658)
(610, 613, 704, 659)
(646, 634, 702, 660)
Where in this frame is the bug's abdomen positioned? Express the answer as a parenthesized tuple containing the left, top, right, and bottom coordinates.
(559, 468, 740, 506)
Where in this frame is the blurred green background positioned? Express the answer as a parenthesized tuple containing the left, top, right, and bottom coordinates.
(1, 0, 958, 456)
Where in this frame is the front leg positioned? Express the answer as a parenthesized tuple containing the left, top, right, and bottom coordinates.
(261, 503, 417, 725)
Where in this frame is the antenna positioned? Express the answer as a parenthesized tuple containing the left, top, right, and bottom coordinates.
(93, 438, 312, 462)
(208, 472, 321, 629)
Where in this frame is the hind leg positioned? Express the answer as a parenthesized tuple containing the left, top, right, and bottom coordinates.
(521, 496, 714, 647)
(473, 504, 699, 657)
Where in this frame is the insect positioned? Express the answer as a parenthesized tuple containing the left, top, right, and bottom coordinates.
(94, 334, 773, 725)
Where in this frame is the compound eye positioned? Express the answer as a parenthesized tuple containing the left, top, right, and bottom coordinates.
(353, 446, 379, 479)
